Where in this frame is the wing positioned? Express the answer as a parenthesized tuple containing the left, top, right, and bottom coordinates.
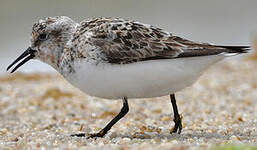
(73, 18, 249, 64)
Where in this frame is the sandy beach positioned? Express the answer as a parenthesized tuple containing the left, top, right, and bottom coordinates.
(0, 57, 256, 150)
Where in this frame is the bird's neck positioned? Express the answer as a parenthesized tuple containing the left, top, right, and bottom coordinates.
(53, 23, 81, 74)
(55, 48, 80, 77)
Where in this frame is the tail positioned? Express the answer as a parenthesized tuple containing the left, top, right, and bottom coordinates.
(216, 45, 251, 55)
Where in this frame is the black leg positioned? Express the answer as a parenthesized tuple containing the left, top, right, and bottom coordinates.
(170, 94, 182, 134)
(72, 97, 129, 138)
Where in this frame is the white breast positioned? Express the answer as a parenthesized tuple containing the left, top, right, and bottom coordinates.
(65, 55, 224, 99)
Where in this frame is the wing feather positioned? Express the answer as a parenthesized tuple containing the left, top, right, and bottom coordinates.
(73, 18, 249, 64)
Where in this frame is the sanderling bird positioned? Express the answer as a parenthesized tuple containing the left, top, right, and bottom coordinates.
(7, 16, 250, 138)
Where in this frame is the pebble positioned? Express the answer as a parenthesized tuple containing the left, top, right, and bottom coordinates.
(0, 128, 8, 135)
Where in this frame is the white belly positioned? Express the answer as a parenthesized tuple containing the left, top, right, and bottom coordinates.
(65, 55, 224, 99)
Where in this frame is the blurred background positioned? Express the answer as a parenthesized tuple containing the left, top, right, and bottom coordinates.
(1, 0, 257, 74)
(0, 1, 257, 149)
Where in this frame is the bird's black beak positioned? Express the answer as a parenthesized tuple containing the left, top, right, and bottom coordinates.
(6, 47, 37, 73)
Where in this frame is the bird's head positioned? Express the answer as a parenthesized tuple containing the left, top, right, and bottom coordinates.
(7, 16, 78, 73)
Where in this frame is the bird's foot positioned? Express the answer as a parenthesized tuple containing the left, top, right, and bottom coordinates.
(70, 133, 86, 137)
(71, 130, 106, 138)
(170, 114, 183, 134)
(71, 131, 105, 139)
(86, 130, 106, 139)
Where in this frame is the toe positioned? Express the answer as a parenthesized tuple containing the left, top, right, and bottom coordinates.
(170, 125, 178, 134)
(87, 132, 105, 139)
(71, 133, 86, 137)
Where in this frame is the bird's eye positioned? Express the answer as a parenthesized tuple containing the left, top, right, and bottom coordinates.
(38, 33, 48, 41)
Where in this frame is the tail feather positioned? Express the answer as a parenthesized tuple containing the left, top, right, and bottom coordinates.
(216, 45, 251, 54)
(176, 44, 251, 58)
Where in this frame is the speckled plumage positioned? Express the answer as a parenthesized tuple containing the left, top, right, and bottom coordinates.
(67, 17, 242, 64)
(27, 16, 249, 76)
